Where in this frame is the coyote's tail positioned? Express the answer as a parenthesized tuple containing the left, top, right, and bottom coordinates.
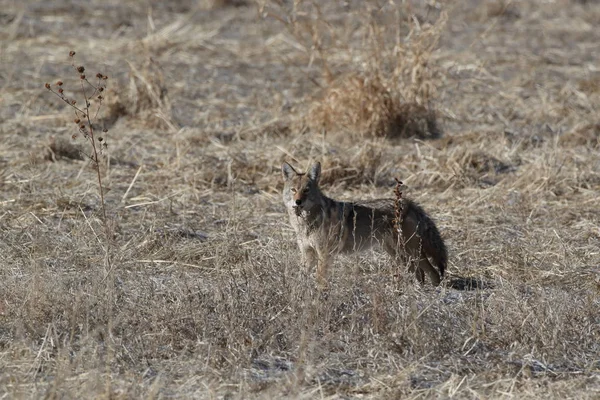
(430, 233, 447, 278)
(393, 182, 447, 279)
(409, 200, 447, 278)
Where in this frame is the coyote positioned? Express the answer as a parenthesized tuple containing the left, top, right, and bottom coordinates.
(282, 162, 447, 286)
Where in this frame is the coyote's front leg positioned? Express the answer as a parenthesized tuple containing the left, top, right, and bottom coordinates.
(316, 253, 330, 289)
(300, 244, 318, 271)
(300, 246, 327, 288)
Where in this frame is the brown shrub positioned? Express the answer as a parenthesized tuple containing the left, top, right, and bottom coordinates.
(307, 74, 440, 140)
(264, 1, 446, 141)
(102, 58, 174, 131)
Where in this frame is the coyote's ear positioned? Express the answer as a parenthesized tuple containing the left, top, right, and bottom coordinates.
(282, 162, 296, 181)
(308, 162, 321, 182)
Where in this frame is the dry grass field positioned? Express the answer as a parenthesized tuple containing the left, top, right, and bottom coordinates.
(1, 0, 600, 398)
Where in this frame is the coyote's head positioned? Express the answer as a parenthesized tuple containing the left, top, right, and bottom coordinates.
(281, 162, 322, 216)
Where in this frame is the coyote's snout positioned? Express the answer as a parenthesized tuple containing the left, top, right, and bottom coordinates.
(282, 161, 447, 286)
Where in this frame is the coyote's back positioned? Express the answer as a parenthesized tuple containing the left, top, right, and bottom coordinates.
(282, 161, 447, 286)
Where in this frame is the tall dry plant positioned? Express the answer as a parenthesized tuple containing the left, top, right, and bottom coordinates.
(45, 51, 110, 224)
(44, 51, 116, 394)
(261, 1, 447, 139)
(393, 177, 406, 252)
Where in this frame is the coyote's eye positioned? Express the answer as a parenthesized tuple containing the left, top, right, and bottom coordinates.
(290, 188, 297, 193)
(303, 187, 310, 193)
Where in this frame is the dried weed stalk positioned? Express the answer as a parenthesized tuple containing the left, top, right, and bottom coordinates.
(44, 51, 116, 395)
(393, 177, 405, 250)
(44, 51, 110, 223)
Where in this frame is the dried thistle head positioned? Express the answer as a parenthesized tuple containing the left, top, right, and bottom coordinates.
(43, 50, 112, 172)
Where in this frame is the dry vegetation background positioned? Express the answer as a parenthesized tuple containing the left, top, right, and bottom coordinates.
(1, 0, 600, 398)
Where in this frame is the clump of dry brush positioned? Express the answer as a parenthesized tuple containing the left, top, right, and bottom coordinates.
(309, 75, 441, 140)
(262, 1, 446, 140)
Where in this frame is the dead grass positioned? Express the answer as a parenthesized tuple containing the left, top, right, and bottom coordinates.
(262, 1, 446, 140)
(98, 57, 174, 132)
(1, 0, 600, 398)
(307, 74, 440, 140)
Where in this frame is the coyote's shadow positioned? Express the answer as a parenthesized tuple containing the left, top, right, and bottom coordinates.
(444, 276, 492, 291)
